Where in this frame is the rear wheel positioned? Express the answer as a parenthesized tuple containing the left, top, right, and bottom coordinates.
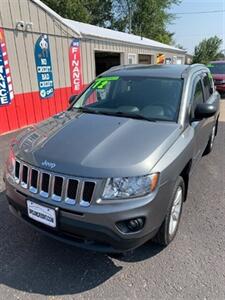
(153, 176, 185, 246)
(204, 124, 216, 155)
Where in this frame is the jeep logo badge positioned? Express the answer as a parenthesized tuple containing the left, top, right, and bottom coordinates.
(41, 160, 56, 169)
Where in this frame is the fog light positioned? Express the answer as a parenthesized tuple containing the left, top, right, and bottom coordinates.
(116, 217, 145, 233)
(127, 218, 144, 232)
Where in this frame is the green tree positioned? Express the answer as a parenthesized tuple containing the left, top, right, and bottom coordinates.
(42, 0, 113, 27)
(175, 43, 185, 50)
(42, 0, 181, 44)
(112, 0, 181, 44)
(193, 36, 223, 64)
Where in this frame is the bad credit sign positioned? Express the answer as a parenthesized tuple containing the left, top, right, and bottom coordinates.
(35, 34, 54, 99)
(0, 28, 14, 106)
(69, 39, 83, 95)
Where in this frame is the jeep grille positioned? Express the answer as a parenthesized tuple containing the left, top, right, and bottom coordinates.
(13, 160, 96, 206)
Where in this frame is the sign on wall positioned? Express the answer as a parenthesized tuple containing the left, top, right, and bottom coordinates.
(156, 53, 165, 64)
(69, 39, 83, 95)
(35, 34, 54, 99)
(0, 28, 14, 106)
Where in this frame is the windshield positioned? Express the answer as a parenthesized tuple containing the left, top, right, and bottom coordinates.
(73, 76, 183, 122)
(208, 63, 225, 74)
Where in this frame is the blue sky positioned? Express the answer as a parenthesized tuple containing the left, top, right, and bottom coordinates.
(168, 0, 225, 54)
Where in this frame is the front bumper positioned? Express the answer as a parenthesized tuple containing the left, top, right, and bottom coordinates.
(5, 178, 172, 252)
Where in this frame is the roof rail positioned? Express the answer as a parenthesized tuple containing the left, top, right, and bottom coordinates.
(181, 63, 206, 78)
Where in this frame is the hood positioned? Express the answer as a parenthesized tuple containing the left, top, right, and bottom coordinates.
(14, 111, 181, 178)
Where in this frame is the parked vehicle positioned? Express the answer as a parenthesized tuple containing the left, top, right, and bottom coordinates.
(4, 64, 220, 253)
(208, 61, 225, 94)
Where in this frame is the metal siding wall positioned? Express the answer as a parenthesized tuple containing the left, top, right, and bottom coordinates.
(87, 40, 93, 82)
(53, 35, 67, 110)
(15, 1, 36, 125)
(80, 41, 87, 86)
(0, 0, 185, 134)
(5, 1, 29, 129)
(28, 0, 41, 33)
(21, 0, 44, 123)
(81, 37, 185, 83)
(0, 0, 77, 134)
(81, 38, 157, 79)
(0, 0, 12, 28)
(37, 3, 48, 33)
(83, 40, 94, 83)
(16, 0, 49, 122)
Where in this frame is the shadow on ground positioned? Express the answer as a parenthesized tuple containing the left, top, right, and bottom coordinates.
(0, 190, 163, 296)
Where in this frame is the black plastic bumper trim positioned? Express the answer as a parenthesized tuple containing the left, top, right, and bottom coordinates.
(7, 196, 157, 253)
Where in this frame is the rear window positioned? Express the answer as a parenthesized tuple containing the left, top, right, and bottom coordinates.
(208, 63, 225, 74)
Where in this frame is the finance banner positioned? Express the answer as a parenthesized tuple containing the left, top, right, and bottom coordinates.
(69, 38, 83, 95)
(0, 28, 14, 106)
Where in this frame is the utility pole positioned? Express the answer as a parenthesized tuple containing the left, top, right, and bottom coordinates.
(128, 0, 132, 34)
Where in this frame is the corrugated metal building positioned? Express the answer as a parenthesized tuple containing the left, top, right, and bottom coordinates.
(0, 0, 186, 135)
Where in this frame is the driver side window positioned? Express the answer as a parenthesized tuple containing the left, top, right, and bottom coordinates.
(191, 79, 204, 119)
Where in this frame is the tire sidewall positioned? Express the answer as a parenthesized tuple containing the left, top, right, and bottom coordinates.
(204, 124, 216, 155)
(165, 177, 185, 244)
(209, 125, 216, 151)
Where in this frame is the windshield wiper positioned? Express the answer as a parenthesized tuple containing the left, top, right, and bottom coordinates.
(73, 106, 101, 114)
(108, 111, 157, 122)
(73, 107, 156, 122)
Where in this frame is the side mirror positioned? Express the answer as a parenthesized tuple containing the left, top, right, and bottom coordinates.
(69, 94, 77, 105)
(194, 103, 217, 120)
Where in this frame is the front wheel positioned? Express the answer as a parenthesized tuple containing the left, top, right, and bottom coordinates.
(204, 124, 216, 155)
(153, 176, 185, 246)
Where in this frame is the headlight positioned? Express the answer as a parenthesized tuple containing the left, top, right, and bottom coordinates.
(102, 173, 159, 200)
(6, 147, 15, 176)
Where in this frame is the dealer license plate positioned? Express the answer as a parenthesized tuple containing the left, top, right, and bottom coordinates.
(27, 200, 56, 228)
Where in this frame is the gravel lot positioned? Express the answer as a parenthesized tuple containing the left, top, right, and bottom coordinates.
(0, 102, 225, 300)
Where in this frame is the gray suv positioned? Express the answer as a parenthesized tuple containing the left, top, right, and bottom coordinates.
(4, 64, 220, 252)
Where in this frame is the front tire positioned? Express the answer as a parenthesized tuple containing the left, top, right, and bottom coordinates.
(204, 124, 216, 155)
(153, 176, 185, 246)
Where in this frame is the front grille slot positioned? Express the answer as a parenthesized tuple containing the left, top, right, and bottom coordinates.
(53, 176, 63, 196)
(67, 179, 78, 199)
(29, 169, 39, 193)
(81, 181, 95, 206)
(21, 165, 29, 188)
(40, 173, 50, 198)
(52, 176, 63, 202)
(65, 179, 78, 205)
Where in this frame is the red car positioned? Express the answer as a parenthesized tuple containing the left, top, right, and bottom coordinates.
(208, 61, 225, 94)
